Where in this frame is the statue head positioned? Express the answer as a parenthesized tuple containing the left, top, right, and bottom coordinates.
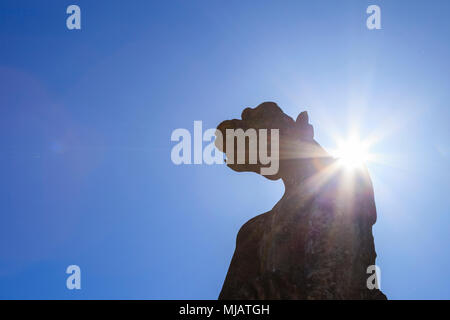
(215, 102, 329, 182)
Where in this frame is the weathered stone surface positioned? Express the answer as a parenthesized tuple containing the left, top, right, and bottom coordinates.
(216, 102, 386, 300)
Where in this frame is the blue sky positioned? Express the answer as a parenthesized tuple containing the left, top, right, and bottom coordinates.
(0, 0, 449, 299)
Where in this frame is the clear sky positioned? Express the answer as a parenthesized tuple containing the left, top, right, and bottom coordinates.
(0, 0, 449, 299)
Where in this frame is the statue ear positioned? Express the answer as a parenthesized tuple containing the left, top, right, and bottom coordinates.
(295, 111, 314, 140)
(296, 111, 309, 125)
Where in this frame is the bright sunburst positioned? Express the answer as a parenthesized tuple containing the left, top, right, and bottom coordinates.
(331, 136, 372, 169)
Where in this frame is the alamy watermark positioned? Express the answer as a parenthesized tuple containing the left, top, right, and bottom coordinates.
(367, 265, 381, 290)
(170, 121, 280, 176)
(367, 5, 381, 30)
(66, 265, 81, 290)
(66, 5, 81, 30)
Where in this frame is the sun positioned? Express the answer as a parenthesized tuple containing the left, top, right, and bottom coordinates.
(332, 137, 371, 169)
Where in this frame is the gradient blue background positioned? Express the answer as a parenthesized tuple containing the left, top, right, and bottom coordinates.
(0, 0, 449, 299)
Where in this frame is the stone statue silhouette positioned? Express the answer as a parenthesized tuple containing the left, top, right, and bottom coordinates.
(215, 102, 386, 299)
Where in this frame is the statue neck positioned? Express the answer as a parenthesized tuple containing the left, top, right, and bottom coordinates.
(281, 156, 335, 197)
